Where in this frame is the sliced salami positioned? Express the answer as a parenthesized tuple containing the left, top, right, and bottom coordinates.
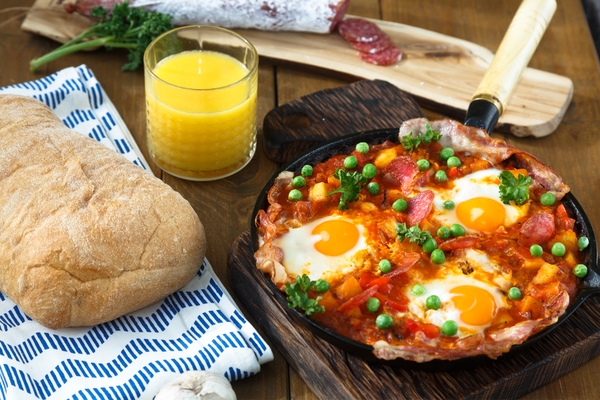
(350, 34, 392, 54)
(407, 190, 435, 226)
(337, 18, 384, 42)
(438, 236, 479, 252)
(359, 45, 403, 66)
(384, 155, 419, 194)
(518, 212, 556, 247)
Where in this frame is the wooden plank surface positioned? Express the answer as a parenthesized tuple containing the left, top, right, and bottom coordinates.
(1, 0, 600, 399)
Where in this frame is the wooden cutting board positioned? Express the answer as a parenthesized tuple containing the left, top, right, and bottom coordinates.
(22, 1, 572, 138)
(228, 231, 600, 399)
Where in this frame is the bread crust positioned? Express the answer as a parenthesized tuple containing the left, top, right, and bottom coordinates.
(0, 94, 206, 329)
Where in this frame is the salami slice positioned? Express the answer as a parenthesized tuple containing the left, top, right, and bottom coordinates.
(407, 190, 435, 226)
(384, 156, 419, 194)
(337, 18, 384, 42)
(438, 236, 479, 252)
(350, 34, 392, 54)
(518, 212, 555, 247)
(360, 45, 403, 66)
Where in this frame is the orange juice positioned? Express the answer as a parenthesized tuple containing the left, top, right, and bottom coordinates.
(145, 49, 257, 180)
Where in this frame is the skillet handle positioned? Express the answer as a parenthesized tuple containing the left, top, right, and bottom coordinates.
(467, 0, 556, 131)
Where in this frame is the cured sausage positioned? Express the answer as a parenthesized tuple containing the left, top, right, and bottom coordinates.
(407, 190, 434, 226)
(337, 17, 403, 65)
(518, 212, 555, 247)
(384, 155, 419, 194)
(66, 0, 350, 33)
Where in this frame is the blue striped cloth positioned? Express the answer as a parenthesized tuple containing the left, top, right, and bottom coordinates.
(0, 66, 273, 399)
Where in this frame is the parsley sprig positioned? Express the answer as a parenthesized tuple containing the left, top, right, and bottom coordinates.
(396, 223, 432, 245)
(327, 168, 368, 210)
(284, 275, 325, 316)
(401, 124, 442, 152)
(30, 2, 173, 72)
(498, 171, 532, 206)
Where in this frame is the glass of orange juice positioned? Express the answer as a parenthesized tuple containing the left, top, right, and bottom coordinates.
(144, 26, 258, 180)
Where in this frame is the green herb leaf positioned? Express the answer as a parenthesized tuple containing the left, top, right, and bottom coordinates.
(401, 124, 442, 152)
(30, 2, 173, 72)
(396, 223, 432, 245)
(284, 275, 325, 316)
(327, 168, 369, 210)
(498, 171, 532, 206)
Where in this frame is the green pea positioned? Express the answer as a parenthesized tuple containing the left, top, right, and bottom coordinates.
(292, 175, 306, 188)
(447, 156, 461, 168)
(431, 248, 446, 264)
(366, 297, 381, 312)
(443, 200, 455, 210)
(376, 313, 393, 329)
(301, 164, 313, 177)
(423, 237, 437, 253)
(578, 236, 590, 251)
(417, 159, 430, 171)
(450, 223, 465, 237)
(362, 163, 377, 179)
(441, 320, 458, 336)
(435, 170, 448, 182)
(551, 242, 566, 257)
(540, 192, 556, 206)
(437, 226, 451, 239)
(573, 264, 588, 278)
(367, 182, 380, 195)
(355, 142, 369, 154)
(440, 147, 454, 161)
(392, 199, 408, 212)
(379, 259, 392, 273)
(344, 155, 358, 169)
(288, 189, 303, 201)
(508, 287, 522, 300)
(411, 283, 426, 296)
(426, 295, 441, 310)
(530, 244, 543, 257)
(314, 279, 330, 293)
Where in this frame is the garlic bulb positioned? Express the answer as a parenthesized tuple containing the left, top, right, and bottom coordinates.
(155, 371, 237, 400)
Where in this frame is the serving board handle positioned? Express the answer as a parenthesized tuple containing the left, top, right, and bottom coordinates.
(472, 0, 557, 115)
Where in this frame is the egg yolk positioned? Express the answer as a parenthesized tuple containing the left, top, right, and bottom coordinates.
(312, 219, 359, 256)
(450, 285, 497, 325)
(456, 197, 506, 232)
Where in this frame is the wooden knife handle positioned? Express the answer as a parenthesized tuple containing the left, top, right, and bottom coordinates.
(471, 0, 557, 115)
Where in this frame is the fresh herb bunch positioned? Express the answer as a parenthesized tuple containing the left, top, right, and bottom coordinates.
(498, 170, 532, 205)
(284, 275, 325, 316)
(327, 168, 369, 210)
(396, 223, 432, 245)
(401, 124, 442, 152)
(30, 2, 173, 72)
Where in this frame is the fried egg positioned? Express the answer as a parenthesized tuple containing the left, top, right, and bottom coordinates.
(272, 215, 369, 281)
(430, 168, 529, 233)
(407, 249, 509, 337)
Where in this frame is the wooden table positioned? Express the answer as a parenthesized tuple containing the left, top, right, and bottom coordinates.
(1, 0, 599, 398)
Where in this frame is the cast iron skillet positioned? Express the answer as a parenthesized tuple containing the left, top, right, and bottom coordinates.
(250, 126, 599, 371)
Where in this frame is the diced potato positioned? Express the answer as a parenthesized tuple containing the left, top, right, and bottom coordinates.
(551, 230, 578, 253)
(308, 182, 330, 202)
(374, 148, 398, 169)
(360, 202, 377, 212)
(522, 257, 546, 270)
(335, 276, 362, 301)
(532, 262, 560, 285)
(318, 291, 338, 313)
(345, 306, 362, 319)
(516, 295, 542, 319)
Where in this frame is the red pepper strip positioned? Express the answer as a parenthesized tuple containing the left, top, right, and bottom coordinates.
(359, 271, 377, 289)
(555, 204, 575, 231)
(367, 277, 391, 288)
(448, 166, 459, 179)
(383, 252, 421, 278)
(438, 236, 479, 251)
(337, 285, 379, 312)
(385, 299, 408, 312)
(405, 318, 440, 339)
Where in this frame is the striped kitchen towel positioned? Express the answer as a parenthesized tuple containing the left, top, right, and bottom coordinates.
(0, 66, 273, 399)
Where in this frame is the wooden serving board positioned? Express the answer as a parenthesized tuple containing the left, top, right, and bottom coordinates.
(228, 231, 600, 399)
(22, 1, 572, 137)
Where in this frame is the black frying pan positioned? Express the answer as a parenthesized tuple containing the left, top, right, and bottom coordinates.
(251, 0, 599, 370)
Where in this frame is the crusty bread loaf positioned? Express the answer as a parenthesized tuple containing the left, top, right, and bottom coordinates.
(0, 94, 206, 329)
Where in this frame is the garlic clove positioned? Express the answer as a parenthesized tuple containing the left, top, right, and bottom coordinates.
(155, 371, 237, 400)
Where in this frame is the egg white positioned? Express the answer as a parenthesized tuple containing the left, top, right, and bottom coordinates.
(406, 249, 509, 338)
(429, 168, 529, 233)
(272, 215, 369, 281)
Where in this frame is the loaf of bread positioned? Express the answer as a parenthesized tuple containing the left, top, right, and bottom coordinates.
(0, 94, 206, 329)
